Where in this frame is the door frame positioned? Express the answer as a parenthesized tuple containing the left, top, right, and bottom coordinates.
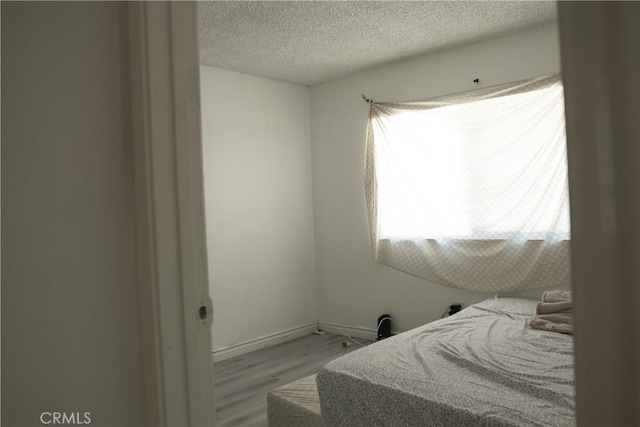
(128, 2, 215, 426)
(558, 2, 639, 426)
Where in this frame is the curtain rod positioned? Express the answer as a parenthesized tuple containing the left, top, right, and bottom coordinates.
(361, 78, 482, 104)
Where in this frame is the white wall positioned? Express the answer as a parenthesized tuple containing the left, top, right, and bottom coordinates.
(2, 3, 143, 426)
(200, 66, 318, 351)
(309, 23, 564, 333)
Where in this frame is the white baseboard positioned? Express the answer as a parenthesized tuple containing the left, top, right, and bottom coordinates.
(317, 322, 378, 341)
(212, 322, 317, 363)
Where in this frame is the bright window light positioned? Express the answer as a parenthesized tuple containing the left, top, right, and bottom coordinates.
(371, 84, 571, 242)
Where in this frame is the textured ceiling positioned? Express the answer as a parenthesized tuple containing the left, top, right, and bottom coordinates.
(198, 1, 557, 86)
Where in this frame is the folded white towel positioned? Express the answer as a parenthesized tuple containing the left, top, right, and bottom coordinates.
(537, 300, 572, 314)
(542, 290, 572, 303)
(530, 290, 573, 334)
(530, 313, 573, 334)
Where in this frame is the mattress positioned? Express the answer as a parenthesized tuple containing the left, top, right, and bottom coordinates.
(267, 374, 326, 427)
(316, 298, 575, 427)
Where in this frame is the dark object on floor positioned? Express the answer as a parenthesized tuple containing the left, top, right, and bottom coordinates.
(377, 314, 391, 340)
(448, 304, 462, 316)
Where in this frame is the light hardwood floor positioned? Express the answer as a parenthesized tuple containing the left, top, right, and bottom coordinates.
(214, 332, 370, 426)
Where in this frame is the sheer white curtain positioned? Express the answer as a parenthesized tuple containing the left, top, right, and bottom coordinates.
(365, 74, 571, 292)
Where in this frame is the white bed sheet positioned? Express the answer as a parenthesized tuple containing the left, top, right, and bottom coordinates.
(317, 298, 575, 426)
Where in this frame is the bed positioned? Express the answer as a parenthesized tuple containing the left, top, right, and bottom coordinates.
(267, 374, 325, 427)
(316, 297, 575, 426)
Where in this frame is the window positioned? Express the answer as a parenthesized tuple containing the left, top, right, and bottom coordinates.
(365, 75, 571, 292)
(373, 81, 569, 241)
